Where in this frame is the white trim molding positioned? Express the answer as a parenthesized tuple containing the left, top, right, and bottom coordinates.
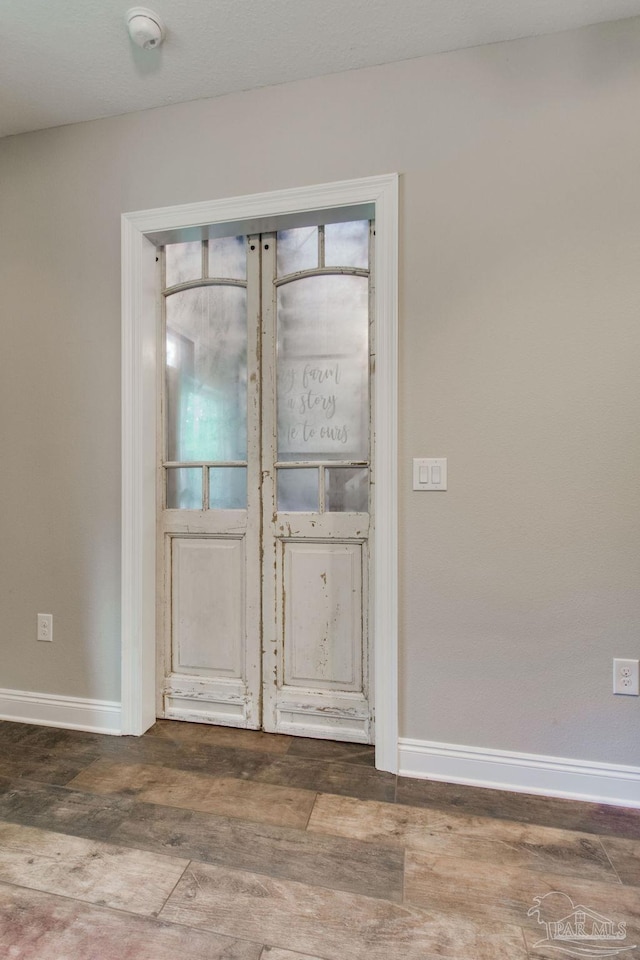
(0, 688, 121, 736)
(399, 738, 640, 809)
(121, 174, 399, 772)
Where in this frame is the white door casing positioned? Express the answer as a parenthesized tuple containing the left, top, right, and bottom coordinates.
(121, 175, 399, 772)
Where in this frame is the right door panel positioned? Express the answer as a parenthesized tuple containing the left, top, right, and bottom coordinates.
(261, 222, 374, 743)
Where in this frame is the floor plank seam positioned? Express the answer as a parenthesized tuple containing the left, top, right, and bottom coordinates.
(303, 792, 320, 830)
(595, 836, 625, 886)
(156, 858, 193, 917)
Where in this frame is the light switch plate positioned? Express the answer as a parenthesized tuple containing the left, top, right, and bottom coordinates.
(413, 458, 447, 491)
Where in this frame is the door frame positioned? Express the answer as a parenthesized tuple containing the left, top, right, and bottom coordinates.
(121, 174, 399, 772)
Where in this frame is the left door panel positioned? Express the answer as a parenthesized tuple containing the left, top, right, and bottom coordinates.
(158, 236, 262, 728)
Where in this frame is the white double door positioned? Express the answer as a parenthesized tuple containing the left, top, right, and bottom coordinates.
(158, 221, 374, 743)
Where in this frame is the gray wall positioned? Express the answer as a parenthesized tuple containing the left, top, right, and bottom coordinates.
(2, 18, 639, 764)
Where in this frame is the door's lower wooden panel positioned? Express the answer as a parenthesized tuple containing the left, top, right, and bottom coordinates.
(271, 539, 371, 743)
(275, 690, 371, 743)
(163, 677, 254, 727)
(171, 537, 244, 678)
(165, 536, 257, 728)
(283, 541, 363, 692)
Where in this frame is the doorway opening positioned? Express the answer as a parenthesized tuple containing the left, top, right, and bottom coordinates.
(121, 176, 398, 770)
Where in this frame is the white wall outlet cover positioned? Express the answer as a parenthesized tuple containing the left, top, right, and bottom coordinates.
(37, 613, 53, 642)
(613, 658, 639, 696)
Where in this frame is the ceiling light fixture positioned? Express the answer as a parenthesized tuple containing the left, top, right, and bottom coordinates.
(126, 7, 165, 50)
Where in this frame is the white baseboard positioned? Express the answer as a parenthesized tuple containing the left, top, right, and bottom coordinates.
(0, 688, 121, 736)
(398, 738, 640, 809)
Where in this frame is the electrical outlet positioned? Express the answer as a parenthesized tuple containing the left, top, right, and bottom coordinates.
(613, 658, 639, 696)
(37, 613, 53, 642)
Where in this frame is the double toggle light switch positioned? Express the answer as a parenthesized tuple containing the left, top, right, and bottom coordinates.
(413, 458, 447, 491)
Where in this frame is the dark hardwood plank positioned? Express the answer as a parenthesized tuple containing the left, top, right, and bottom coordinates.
(396, 776, 640, 839)
(0, 777, 404, 901)
(148, 720, 292, 754)
(99, 735, 276, 780)
(254, 755, 396, 803)
(160, 860, 528, 960)
(68, 759, 317, 829)
(0, 739, 101, 786)
(0, 821, 189, 916)
(287, 738, 375, 767)
(0, 882, 262, 960)
(308, 792, 618, 883)
(405, 849, 640, 939)
(113, 800, 405, 901)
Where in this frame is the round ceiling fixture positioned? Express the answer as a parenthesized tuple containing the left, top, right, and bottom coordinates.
(126, 7, 165, 49)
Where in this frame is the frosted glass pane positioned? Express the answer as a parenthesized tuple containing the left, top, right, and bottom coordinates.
(325, 221, 369, 270)
(166, 286, 247, 462)
(208, 236, 246, 280)
(165, 241, 202, 287)
(209, 467, 247, 510)
(167, 468, 202, 509)
(277, 226, 318, 276)
(277, 469, 318, 512)
(277, 275, 369, 461)
(326, 468, 368, 512)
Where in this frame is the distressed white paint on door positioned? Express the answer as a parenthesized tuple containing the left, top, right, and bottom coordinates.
(283, 541, 363, 690)
(159, 236, 262, 728)
(171, 538, 244, 677)
(261, 224, 374, 742)
(158, 219, 374, 741)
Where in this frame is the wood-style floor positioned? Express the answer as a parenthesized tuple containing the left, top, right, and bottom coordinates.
(0, 719, 638, 959)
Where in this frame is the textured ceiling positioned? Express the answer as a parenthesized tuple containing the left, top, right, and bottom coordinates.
(2, 0, 640, 138)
